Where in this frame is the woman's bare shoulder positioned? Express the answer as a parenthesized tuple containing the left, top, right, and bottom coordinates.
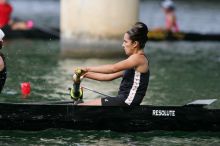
(130, 53, 147, 62)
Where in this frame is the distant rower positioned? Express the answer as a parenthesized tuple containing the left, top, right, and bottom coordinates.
(161, 0, 179, 32)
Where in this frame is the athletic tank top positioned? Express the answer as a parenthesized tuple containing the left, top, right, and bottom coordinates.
(118, 68, 150, 106)
(165, 15, 179, 32)
(0, 3, 12, 28)
(0, 52, 7, 93)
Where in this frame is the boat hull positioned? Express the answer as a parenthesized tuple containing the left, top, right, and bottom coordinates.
(2, 27, 220, 41)
(148, 31, 220, 41)
(0, 102, 219, 132)
(2, 27, 59, 40)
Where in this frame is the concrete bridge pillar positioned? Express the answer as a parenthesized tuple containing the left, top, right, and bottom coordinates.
(61, 0, 139, 58)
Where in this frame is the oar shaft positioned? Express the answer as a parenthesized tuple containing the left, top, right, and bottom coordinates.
(24, 101, 74, 105)
(82, 86, 114, 98)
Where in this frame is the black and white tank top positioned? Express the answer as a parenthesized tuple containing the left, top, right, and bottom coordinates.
(118, 68, 150, 106)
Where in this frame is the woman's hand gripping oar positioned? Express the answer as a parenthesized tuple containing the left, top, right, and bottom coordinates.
(69, 68, 87, 104)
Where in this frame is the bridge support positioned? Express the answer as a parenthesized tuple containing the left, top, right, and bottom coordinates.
(61, 0, 139, 58)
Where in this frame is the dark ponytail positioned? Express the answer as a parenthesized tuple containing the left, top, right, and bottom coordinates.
(127, 22, 148, 49)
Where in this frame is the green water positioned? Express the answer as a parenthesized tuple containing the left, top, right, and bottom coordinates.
(0, 40, 220, 145)
(0, 130, 220, 146)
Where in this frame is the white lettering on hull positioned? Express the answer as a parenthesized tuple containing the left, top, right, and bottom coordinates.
(152, 110, 175, 117)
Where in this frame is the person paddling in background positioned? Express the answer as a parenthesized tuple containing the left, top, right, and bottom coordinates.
(0, 0, 34, 30)
(0, 29, 7, 93)
(76, 22, 150, 106)
(161, 0, 179, 32)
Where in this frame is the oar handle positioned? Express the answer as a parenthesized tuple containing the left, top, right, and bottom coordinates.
(70, 69, 85, 100)
(73, 82, 81, 97)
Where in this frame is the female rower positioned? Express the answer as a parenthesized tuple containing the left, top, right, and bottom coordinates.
(0, 29, 7, 93)
(76, 22, 150, 106)
(161, 0, 179, 32)
(0, 0, 34, 30)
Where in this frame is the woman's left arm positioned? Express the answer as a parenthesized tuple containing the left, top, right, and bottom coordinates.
(87, 55, 141, 74)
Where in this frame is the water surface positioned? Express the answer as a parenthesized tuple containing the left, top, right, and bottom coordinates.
(1, 0, 220, 145)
